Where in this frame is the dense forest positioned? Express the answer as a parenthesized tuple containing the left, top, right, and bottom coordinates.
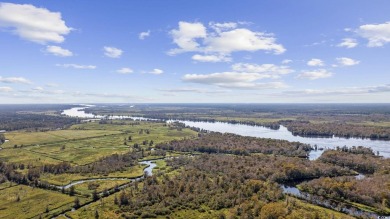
(282, 120, 390, 140)
(299, 175, 390, 214)
(115, 153, 354, 218)
(298, 147, 390, 214)
(319, 147, 390, 174)
(0, 104, 79, 131)
(156, 132, 312, 157)
(0, 151, 143, 188)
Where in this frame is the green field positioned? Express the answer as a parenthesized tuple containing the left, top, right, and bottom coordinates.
(0, 121, 198, 218)
(2, 129, 123, 148)
(1, 121, 197, 166)
(0, 185, 76, 219)
(40, 165, 145, 185)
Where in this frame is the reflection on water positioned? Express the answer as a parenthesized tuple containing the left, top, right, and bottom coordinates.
(62, 106, 390, 159)
(171, 120, 390, 159)
(281, 183, 379, 217)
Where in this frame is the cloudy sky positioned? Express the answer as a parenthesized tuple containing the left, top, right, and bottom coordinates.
(0, 1, 389, 103)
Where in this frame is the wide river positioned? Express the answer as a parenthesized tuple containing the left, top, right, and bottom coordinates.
(62, 106, 390, 159)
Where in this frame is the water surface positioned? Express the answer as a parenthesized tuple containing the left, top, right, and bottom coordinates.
(62, 106, 390, 159)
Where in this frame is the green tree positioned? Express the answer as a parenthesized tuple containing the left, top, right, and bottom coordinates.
(69, 186, 75, 196)
(74, 197, 80, 209)
(92, 189, 99, 201)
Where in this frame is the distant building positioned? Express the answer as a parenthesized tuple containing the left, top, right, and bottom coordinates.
(0, 130, 6, 133)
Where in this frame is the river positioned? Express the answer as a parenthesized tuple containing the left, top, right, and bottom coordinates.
(62, 106, 390, 160)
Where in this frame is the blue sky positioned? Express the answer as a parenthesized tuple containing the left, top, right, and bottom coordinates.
(0, 0, 389, 103)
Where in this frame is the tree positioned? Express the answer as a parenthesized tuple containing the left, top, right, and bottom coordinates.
(114, 195, 118, 205)
(92, 189, 99, 201)
(119, 191, 128, 206)
(260, 202, 286, 219)
(74, 197, 80, 209)
(95, 209, 99, 219)
(69, 186, 75, 196)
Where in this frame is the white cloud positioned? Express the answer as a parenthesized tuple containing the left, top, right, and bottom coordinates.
(139, 30, 150, 40)
(182, 72, 286, 90)
(192, 54, 231, 63)
(0, 86, 12, 92)
(169, 21, 207, 55)
(0, 76, 32, 84)
(336, 57, 360, 66)
(227, 81, 286, 90)
(297, 69, 333, 80)
(168, 21, 285, 58)
(232, 63, 293, 76)
(103, 46, 123, 58)
(0, 3, 72, 44)
(307, 58, 324, 67)
(116, 67, 133, 74)
(56, 64, 96, 69)
(182, 62, 292, 90)
(209, 22, 237, 33)
(45, 45, 73, 57)
(282, 59, 292, 64)
(183, 72, 267, 84)
(356, 21, 390, 47)
(204, 28, 285, 55)
(149, 68, 164, 75)
(337, 38, 358, 48)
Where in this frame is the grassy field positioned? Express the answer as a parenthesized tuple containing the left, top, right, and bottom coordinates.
(0, 148, 61, 165)
(0, 185, 76, 219)
(74, 179, 129, 196)
(0, 121, 197, 166)
(40, 164, 145, 185)
(2, 129, 122, 148)
(0, 121, 199, 218)
(0, 181, 14, 190)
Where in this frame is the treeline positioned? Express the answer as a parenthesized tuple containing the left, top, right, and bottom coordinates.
(156, 132, 312, 157)
(173, 154, 352, 183)
(319, 148, 390, 174)
(115, 154, 352, 218)
(150, 114, 281, 130)
(298, 148, 390, 214)
(282, 120, 390, 140)
(0, 151, 145, 188)
(0, 113, 79, 131)
(70, 152, 139, 175)
(299, 175, 390, 214)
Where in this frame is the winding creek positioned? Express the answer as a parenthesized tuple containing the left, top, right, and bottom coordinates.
(59, 106, 389, 217)
(56, 160, 157, 190)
